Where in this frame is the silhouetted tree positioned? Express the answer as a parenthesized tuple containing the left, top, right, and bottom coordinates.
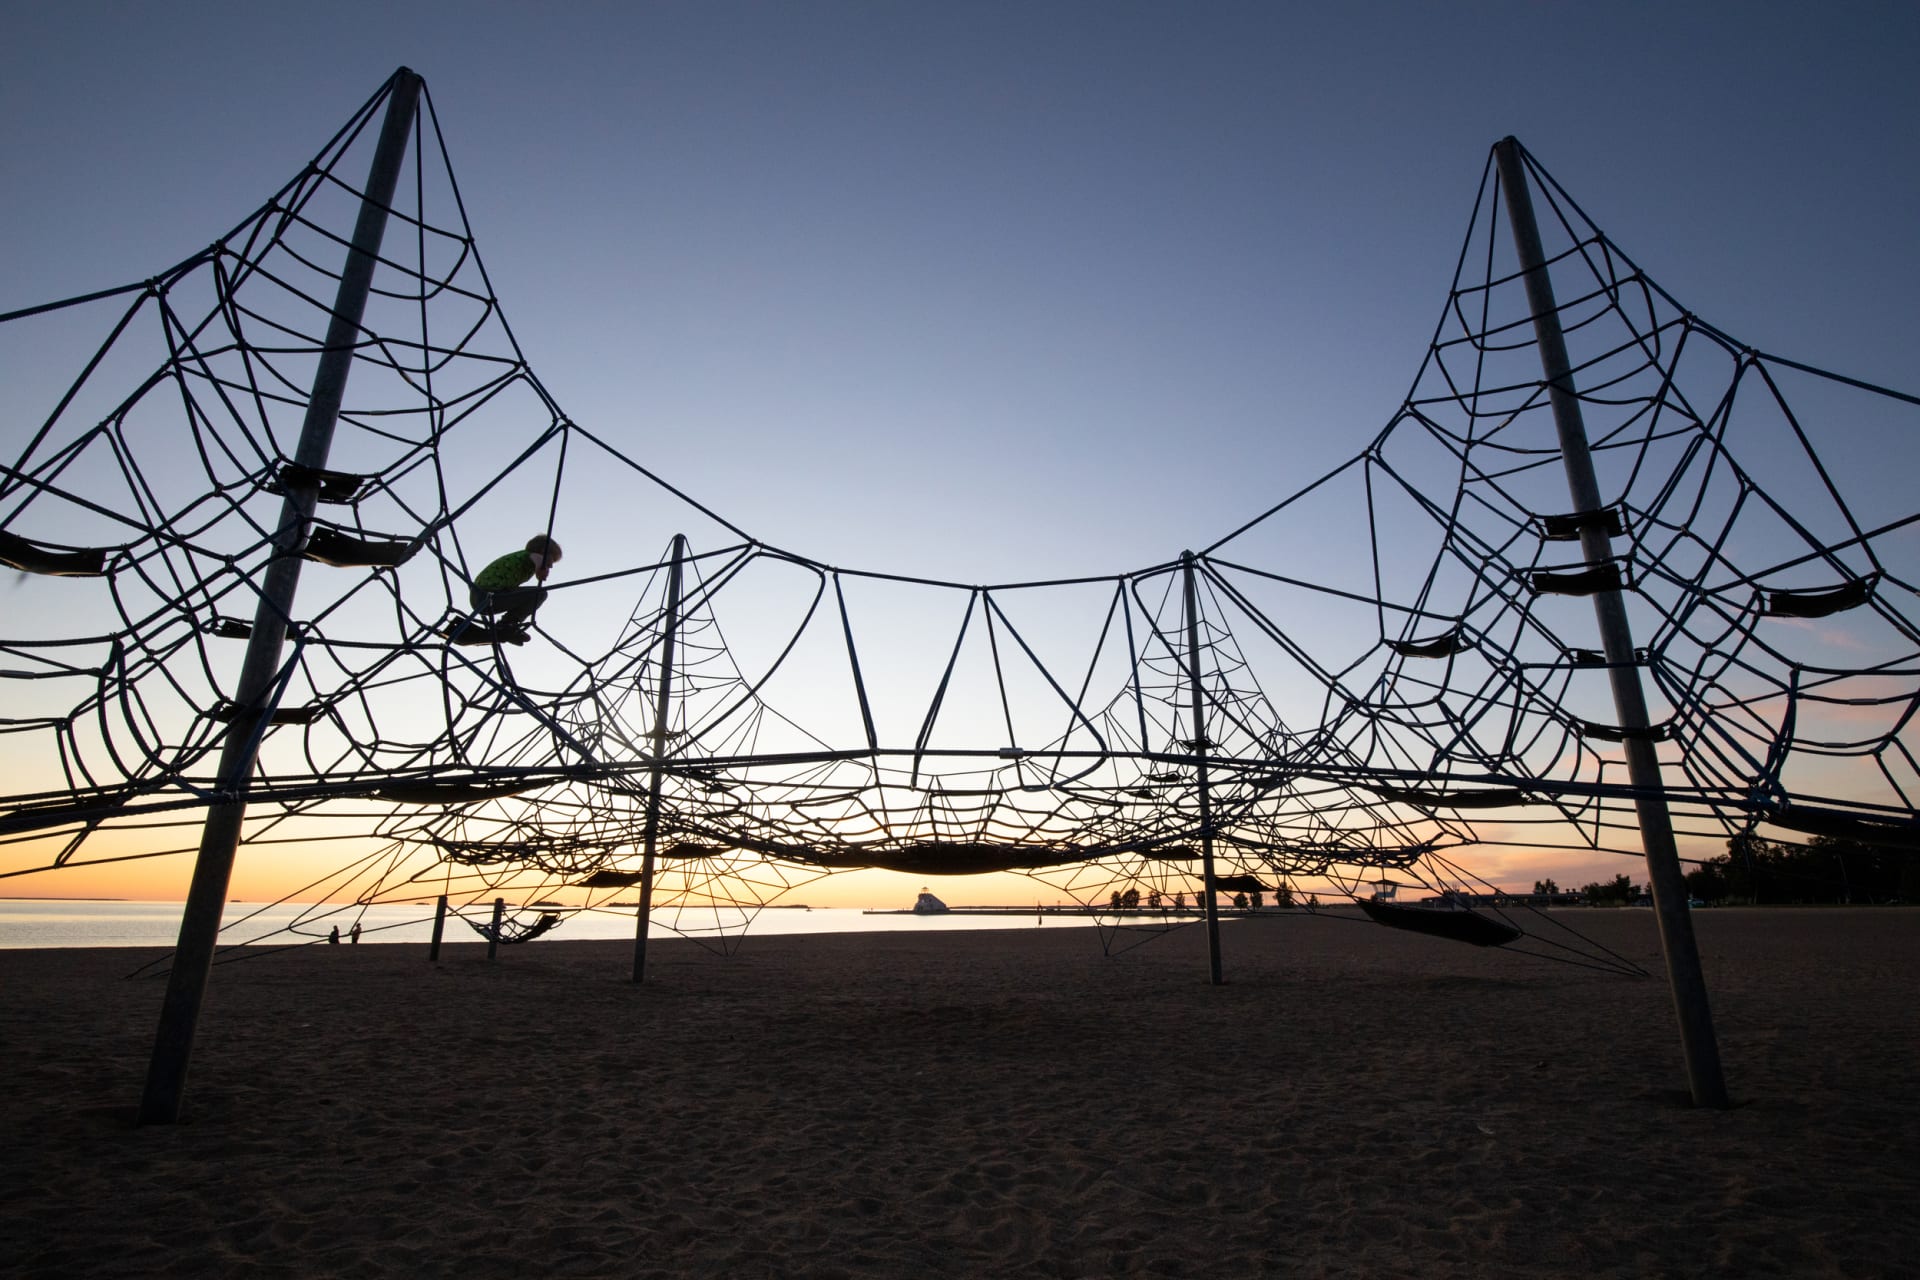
(1580, 873, 1634, 906)
(1696, 832, 1915, 904)
(1120, 887, 1141, 910)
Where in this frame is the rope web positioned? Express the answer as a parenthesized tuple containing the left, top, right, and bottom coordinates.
(5, 74, 1917, 964)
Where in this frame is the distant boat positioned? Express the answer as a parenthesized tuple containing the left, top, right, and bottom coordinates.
(912, 890, 950, 915)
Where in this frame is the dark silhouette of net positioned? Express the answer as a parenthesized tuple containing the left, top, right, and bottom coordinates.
(5, 75, 1915, 961)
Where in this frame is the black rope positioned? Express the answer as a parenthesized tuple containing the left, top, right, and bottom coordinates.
(3, 87, 1917, 966)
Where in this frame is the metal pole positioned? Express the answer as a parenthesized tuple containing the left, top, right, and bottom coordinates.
(632, 534, 688, 982)
(1182, 552, 1225, 985)
(428, 893, 447, 961)
(138, 70, 423, 1125)
(487, 897, 504, 962)
(1494, 137, 1728, 1108)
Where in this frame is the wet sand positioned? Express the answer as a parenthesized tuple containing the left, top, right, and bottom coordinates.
(4, 907, 1916, 1277)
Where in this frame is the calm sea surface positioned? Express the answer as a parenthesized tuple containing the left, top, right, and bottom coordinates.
(0, 899, 1094, 950)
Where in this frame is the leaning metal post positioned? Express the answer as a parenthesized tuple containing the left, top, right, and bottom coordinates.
(632, 534, 688, 982)
(140, 70, 422, 1124)
(1494, 137, 1729, 1108)
(1181, 552, 1225, 985)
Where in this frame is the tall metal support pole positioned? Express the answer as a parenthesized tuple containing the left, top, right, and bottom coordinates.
(487, 898, 504, 962)
(632, 534, 688, 983)
(1181, 552, 1225, 985)
(138, 70, 423, 1125)
(428, 893, 447, 961)
(1494, 138, 1728, 1108)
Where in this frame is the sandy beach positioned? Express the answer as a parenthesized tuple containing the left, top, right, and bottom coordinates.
(5, 907, 1917, 1278)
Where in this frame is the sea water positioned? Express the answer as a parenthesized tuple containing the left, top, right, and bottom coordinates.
(0, 898, 1095, 950)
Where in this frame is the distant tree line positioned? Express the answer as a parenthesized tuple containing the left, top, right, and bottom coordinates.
(1576, 873, 1643, 906)
(1530, 874, 1642, 905)
(1530, 834, 1917, 906)
(1683, 833, 1918, 905)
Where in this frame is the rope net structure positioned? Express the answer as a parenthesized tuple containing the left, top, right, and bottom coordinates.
(4, 73, 1917, 963)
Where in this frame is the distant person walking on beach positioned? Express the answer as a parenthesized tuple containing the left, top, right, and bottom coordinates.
(349, 921, 362, 945)
(469, 535, 564, 639)
(328, 926, 340, 944)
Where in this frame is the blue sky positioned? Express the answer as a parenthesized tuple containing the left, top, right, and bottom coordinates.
(6, 1, 1915, 584)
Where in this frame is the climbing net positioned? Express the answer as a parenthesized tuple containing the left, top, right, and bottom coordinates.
(4, 73, 1917, 954)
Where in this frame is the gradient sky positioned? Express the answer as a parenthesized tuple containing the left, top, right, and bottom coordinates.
(4, 2, 1917, 903)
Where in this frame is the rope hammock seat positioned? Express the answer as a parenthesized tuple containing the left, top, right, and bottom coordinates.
(262, 463, 373, 505)
(1365, 784, 1537, 810)
(465, 909, 563, 944)
(440, 616, 530, 646)
(1761, 577, 1877, 619)
(1388, 628, 1468, 658)
(302, 524, 418, 569)
(831, 840, 1091, 876)
(375, 777, 539, 805)
(0, 528, 115, 576)
(567, 842, 725, 886)
(431, 838, 543, 867)
(208, 698, 327, 726)
(1359, 898, 1524, 947)
(1540, 508, 1626, 541)
(575, 869, 642, 888)
(1527, 563, 1625, 596)
(1763, 806, 1920, 849)
(1576, 719, 1672, 743)
(1209, 873, 1270, 896)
